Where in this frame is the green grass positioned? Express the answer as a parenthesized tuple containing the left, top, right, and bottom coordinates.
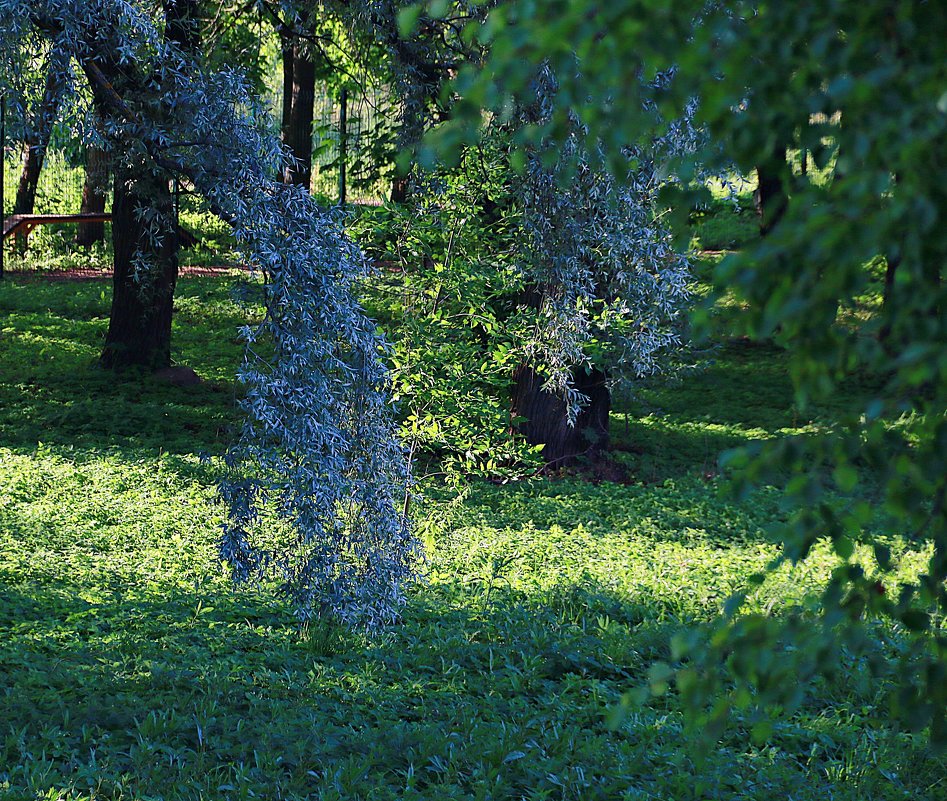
(689, 186, 760, 252)
(0, 277, 244, 452)
(0, 269, 942, 799)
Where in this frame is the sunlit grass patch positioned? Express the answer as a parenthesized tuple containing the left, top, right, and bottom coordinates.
(0, 263, 941, 799)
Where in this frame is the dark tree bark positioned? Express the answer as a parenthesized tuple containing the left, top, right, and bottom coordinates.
(754, 145, 788, 237)
(877, 250, 901, 346)
(390, 174, 409, 203)
(512, 365, 611, 468)
(281, 40, 315, 189)
(100, 166, 178, 370)
(76, 146, 109, 246)
(13, 49, 67, 216)
(507, 280, 613, 468)
(13, 145, 44, 216)
(92, 0, 199, 369)
(280, 28, 294, 139)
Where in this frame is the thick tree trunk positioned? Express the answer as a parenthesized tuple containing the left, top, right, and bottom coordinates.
(101, 167, 178, 370)
(281, 42, 315, 189)
(512, 365, 611, 468)
(76, 146, 109, 247)
(98, 0, 197, 370)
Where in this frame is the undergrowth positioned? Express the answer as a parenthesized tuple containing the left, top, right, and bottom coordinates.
(0, 263, 941, 799)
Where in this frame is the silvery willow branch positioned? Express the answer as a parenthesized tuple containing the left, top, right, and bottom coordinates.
(519, 65, 701, 420)
(1, 0, 418, 626)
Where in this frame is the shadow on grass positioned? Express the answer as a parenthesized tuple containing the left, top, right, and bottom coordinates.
(0, 368, 238, 454)
(1, 569, 933, 800)
(0, 275, 246, 455)
(609, 338, 886, 487)
(0, 574, 675, 796)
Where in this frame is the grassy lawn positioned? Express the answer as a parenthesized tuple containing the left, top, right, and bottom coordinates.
(0, 273, 942, 799)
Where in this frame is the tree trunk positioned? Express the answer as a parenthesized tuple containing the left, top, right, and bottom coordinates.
(77, 146, 109, 246)
(280, 29, 294, 141)
(390, 174, 409, 203)
(97, 0, 198, 370)
(13, 49, 67, 216)
(876, 250, 900, 346)
(282, 42, 315, 189)
(101, 167, 178, 370)
(13, 144, 44, 216)
(755, 145, 788, 237)
(512, 365, 610, 468)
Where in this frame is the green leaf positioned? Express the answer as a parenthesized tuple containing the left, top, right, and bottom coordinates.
(901, 610, 930, 632)
(834, 536, 854, 560)
(750, 720, 774, 744)
(648, 662, 674, 695)
(397, 3, 424, 38)
(723, 592, 746, 617)
(833, 464, 858, 493)
(873, 544, 892, 571)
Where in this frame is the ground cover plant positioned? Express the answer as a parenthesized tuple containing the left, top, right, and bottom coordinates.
(1, 265, 943, 799)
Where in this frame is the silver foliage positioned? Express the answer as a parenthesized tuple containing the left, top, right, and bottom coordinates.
(0, 0, 417, 626)
(520, 66, 702, 420)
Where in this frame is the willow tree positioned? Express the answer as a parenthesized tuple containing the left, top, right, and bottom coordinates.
(1, 0, 416, 625)
(503, 66, 699, 466)
(350, 2, 698, 468)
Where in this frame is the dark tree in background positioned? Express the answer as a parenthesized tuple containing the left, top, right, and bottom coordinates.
(754, 145, 788, 237)
(278, 19, 316, 188)
(512, 365, 610, 467)
(12, 47, 66, 216)
(93, 0, 201, 369)
(76, 145, 109, 247)
(100, 161, 178, 369)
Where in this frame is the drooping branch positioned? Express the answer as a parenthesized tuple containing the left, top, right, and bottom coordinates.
(5, 0, 418, 624)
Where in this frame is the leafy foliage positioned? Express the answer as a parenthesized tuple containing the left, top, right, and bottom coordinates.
(352, 0, 488, 146)
(442, 0, 947, 742)
(353, 145, 537, 479)
(215, 188, 417, 628)
(515, 66, 697, 414)
(0, 0, 417, 625)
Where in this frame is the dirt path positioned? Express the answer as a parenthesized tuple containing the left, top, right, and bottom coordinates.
(6, 264, 248, 282)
